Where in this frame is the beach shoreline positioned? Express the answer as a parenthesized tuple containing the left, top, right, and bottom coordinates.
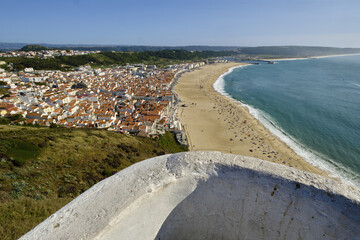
(174, 62, 329, 177)
(261, 53, 360, 61)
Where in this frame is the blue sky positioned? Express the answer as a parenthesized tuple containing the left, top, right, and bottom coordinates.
(1, 0, 360, 47)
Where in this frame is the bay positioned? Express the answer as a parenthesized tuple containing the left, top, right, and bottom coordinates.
(223, 55, 360, 186)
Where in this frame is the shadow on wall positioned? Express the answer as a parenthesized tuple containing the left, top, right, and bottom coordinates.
(155, 165, 360, 240)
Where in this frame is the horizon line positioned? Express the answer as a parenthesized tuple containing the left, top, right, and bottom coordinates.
(1, 42, 360, 49)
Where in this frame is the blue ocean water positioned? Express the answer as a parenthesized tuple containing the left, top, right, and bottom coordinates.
(222, 55, 360, 186)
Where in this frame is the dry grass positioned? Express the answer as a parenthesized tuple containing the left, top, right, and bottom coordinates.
(0, 198, 72, 240)
(0, 126, 187, 239)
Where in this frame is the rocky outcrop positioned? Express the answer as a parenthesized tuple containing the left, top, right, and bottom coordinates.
(21, 151, 360, 240)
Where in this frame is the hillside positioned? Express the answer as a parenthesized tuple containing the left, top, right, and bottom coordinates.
(0, 125, 187, 239)
(2, 42, 360, 57)
(0, 42, 241, 52)
(20, 45, 52, 52)
(2, 46, 360, 71)
(1, 50, 237, 71)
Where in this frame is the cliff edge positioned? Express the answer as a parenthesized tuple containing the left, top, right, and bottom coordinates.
(21, 151, 360, 240)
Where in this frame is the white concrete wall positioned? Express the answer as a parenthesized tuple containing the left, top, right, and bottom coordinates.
(20, 151, 360, 240)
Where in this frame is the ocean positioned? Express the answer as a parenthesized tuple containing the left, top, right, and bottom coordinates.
(216, 55, 360, 186)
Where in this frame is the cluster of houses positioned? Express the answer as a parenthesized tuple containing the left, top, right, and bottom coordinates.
(0, 49, 100, 59)
(0, 62, 205, 137)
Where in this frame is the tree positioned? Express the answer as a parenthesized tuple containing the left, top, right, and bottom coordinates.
(71, 82, 87, 89)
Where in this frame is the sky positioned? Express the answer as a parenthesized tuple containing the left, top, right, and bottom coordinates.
(1, 0, 360, 47)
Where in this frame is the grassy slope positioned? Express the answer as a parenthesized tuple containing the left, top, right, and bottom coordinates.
(0, 125, 187, 239)
(0, 88, 9, 96)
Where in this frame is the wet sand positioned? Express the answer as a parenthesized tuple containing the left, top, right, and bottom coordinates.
(175, 62, 328, 176)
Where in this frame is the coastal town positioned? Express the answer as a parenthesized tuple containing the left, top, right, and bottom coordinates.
(0, 49, 100, 59)
(0, 58, 207, 140)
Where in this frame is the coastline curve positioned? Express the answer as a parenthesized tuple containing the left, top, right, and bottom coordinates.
(212, 61, 359, 187)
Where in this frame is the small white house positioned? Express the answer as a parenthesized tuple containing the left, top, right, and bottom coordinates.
(24, 68, 34, 73)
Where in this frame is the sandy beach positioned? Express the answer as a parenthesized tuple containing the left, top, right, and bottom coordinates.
(175, 62, 328, 176)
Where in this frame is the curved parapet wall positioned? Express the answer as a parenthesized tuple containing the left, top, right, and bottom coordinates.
(21, 151, 360, 240)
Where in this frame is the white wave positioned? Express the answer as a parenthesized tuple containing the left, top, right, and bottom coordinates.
(250, 107, 359, 187)
(312, 53, 360, 59)
(213, 65, 360, 188)
(213, 64, 249, 97)
(350, 82, 360, 88)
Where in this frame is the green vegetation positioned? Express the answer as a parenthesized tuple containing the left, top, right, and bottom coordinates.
(0, 115, 24, 125)
(58, 50, 237, 68)
(0, 43, 241, 52)
(0, 64, 10, 72)
(0, 49, 238, 71)
(71, 82, 87, 89)
(0, 125, 187, 239)
(0, 82, 9, 98)
(57, 45, 241, 52)
(0, 198, 71, 239)
(0, 57, 66, 71)
(0, 88, 9, 98)
(20, 45, 53, 52)
(3, 46, 360, 71)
